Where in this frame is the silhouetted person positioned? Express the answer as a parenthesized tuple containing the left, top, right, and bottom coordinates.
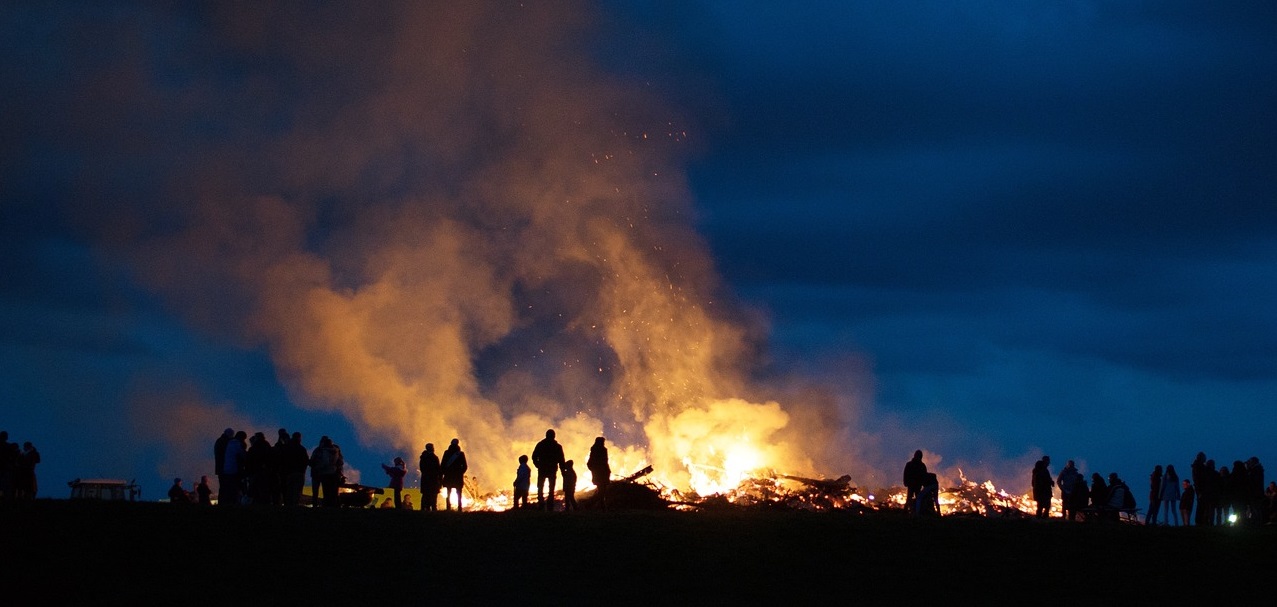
(1145, 465, 1163, 525)
(270, 428, 290, 505)
(1159, 465, 1180, 526)
(1032, 456, 1053, 519)
(587, 436, 611, 510)
(283, 432, 309, 507)
(1179, 480, 1194, 526)
(0, 431, 14, 501)
(1057, 460, 1080, 520)
(1245, 457, 1265, 526)
(419, 442, 441, 511)
(245, 432, 274, 505)
(902, 450, 927, 515)
(168, 478, 190, 504)
(513, 455, 531, 509)
(310, 436, 343, 508)
(13, 441, 40, 501)
(222, 431, 248, 506)
(561, 460, 578, 512)
(441, 438, 467, 511)
(1068, 475, 1089, 521)
(532, 429, 565, 510)
(916, 472, 940, 516)
(196, 475, 213, 506)
(401, 493, 414, 510)
(1089, 473, 1108, 519)
(214, 428, 233, 506)
(382, 457, 407, 509)
(1104, 473, 1131, 522)
(1190, 452, 1211, 526)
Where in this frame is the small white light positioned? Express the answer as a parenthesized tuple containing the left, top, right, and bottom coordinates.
(1228, 513, 1238, 524)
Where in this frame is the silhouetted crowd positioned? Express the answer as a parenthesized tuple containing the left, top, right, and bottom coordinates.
(191, 425, 611, 512)
(904, 450, 1274, 526)
(0, 431, 40, 503)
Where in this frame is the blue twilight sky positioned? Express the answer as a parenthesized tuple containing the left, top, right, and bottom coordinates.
(2, 1, 1274, 500)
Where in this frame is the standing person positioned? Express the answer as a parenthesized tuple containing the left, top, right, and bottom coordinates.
(245, 432, 274, 505)
(214, 428, 233, 507)
(309, 436, 343, 508)
(587, 436, 611, 510)
(1032, 456, 1053, 519)
(418, 443, 441, 511)
(283, 432, 309, 507)
(441, 438, 468, 511)
(1179, 479, 1195, 526)
(270, 428, 290, 506)
(561, 460, 579, 512)
(1068, 475, 1090, 521)
(16, 442, 40, 500)
(1245, 457, 1265, 526)
(1190, 452, 1210, 526)
(196, 475, 213, 506)
(222, 431, 248, 506)
(512, 455, 532, 509)
(382, 457, 407, 509)
(902, 450, 928, 515)
(1159, 465, 1181, 526)
(532, 429, 565, 511)
(1145, 465, 1163, 526)
(1057, 460, 1081, 521)
(1089, 473, 1109, 519)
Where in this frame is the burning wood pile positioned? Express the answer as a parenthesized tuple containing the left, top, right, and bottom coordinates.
(474, 465, 1041, 517)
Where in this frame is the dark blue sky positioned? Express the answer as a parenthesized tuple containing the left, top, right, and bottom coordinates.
(3, 1, 1274, 500)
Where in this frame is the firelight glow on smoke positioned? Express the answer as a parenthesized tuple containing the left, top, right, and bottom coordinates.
(82, 1, 843, 496)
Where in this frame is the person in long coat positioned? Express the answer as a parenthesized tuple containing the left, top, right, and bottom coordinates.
(418, 443, 441, 511)
(441, 439, 467, 511)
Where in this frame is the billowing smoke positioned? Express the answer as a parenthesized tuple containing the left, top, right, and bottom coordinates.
(46, 1, 876, 493)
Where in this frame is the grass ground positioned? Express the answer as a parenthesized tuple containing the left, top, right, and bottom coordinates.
(3, 499, 1273, 604)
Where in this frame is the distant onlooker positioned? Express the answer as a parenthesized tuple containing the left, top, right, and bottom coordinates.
(1089, 473, 1109, 515)
(379, 497, 394, 509)
(284, 432, 309, 507)
(310, 436, 344, 508)
(441, 439, 468, 511)
(1057, 460, 1080, 520)
(532, 429, 565, 511)
(587, 437, 611, 510)
(419, 443, 441, 511)
(0, 431, 14, 501)
(382, 457, 407, 509)
(902, 450, 927, 515)
(916, 472, 940, 516)
(401, 493, 414, 510)
(16, 442, 40, 500)
(168, 478, 190, 504)
(1179, 480, 1195, 526)
(561, 460, 578, 512)
(1159, 465, 1181, 526)
(196, 476, 213, 506)
(222, 431, 248, 506)
(1031, 456, 1053, 519)
(1145, 465, 1163, 525)
(513, 455, 531, 509)
(1068, 475, 1089, 521)
(214, 428, 234, 506)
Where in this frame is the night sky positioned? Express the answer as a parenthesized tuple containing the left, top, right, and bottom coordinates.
(3, 1, 1274, 501)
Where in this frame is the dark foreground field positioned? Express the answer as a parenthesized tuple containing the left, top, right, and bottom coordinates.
(3, 500, 1273, 604)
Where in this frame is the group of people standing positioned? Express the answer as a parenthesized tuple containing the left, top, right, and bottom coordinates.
(1043, 452, 1269, 525)
(211, 427, 314, 507)
(0, 431, 40, 502)
(508, 430, 611, 512)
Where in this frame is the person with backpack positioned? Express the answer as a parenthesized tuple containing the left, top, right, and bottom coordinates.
(310, 436, 344, 508)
